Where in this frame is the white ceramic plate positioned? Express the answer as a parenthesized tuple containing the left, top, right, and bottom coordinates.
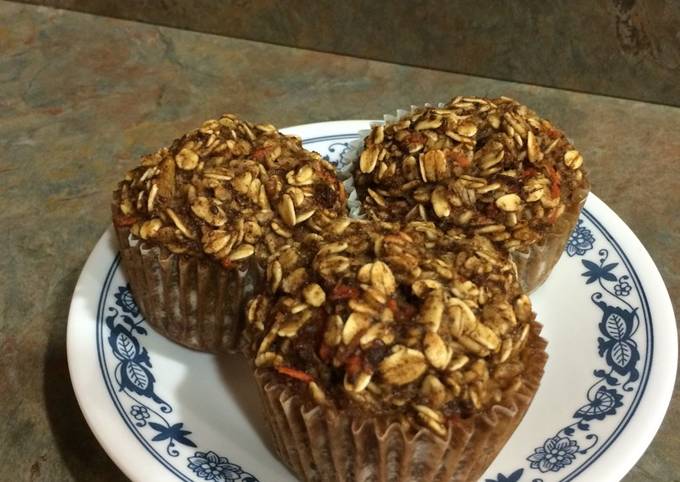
(68, 121, 677, 482)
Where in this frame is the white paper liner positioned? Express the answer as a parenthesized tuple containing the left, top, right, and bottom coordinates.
(112, 196, 263, 353)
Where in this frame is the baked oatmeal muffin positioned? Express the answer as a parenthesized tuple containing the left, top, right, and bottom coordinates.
(353, 96, 589, 291)
(245, 219, 547, 482)
(112, 114, 347, 352)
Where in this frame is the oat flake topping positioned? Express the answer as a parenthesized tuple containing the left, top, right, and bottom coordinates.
(354, 96, 587, 252)
(246, 220, 537, 435)
(113, 114, 347, 266)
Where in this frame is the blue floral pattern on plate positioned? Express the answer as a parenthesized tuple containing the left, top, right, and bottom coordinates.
(566, 219, 595, 257)
(527, 436, 580, 473)
(188, 451, 257, 482)
(490, 211, 646, 481)
(95, 133, 651, 481)
(105, 285, 254, 478)
(486, 468, 525, 482)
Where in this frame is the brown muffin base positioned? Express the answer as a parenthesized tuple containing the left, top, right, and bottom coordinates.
(254, 323, 548, 482)
(113, 221, 263, 353)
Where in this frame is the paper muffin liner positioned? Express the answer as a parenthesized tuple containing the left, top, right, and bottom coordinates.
(342, 104, 590, 292)
(254, 323, 547, 482)
(112, 203, 263, 354)
(337, 131, 369, 219)
(510, 178, 590, 293)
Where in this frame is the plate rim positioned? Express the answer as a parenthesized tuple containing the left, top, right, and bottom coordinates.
(67, 120, 677, 482)
(67, 227, 163, 482)
(563, 194, 677, 482)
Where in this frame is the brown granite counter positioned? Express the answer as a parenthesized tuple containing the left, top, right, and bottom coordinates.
(0, 2, 677, 481)
(13, 0, 680, 107)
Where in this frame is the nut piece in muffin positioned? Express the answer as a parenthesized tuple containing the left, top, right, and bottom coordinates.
(353, 96, 589, 291)
(246, 219, 548, 482)
(112, 114, 347, 352)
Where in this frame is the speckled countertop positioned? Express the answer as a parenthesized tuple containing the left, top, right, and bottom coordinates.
(0, 2, 678, 481)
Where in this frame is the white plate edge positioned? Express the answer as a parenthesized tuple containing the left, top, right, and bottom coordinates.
(566, 194, 677, 482)
(67, 227, 167, 482)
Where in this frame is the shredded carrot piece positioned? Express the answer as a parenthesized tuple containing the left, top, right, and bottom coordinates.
(318, 342, 332, 362)
(252, 147, 271, 162)
(550, 181, 561, 199)
(345, 355, 362, 377)
(445, 148, 470, 168)
(521, 167, 537, 178)
(545, 165, 561, 199)
(331, 284, 359, 300)
(405, 132, 427, 145)
(276, 366, 313, 383)
(549, 129, 560, 138)
(455, 153, 471, 167)
(113, 214, 137, 227)
(386, 299, 398, 313)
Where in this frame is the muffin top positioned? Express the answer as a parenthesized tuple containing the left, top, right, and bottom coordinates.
(246, 219, 536, 435)
(112, 114, 347, 266)
(354, 96, 588, 252)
